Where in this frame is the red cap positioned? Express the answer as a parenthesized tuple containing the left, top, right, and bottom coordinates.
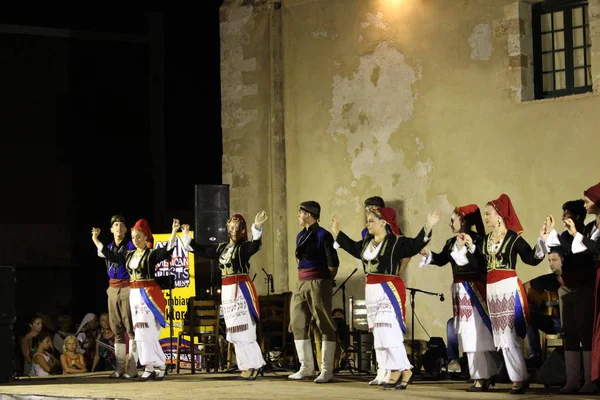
(131, 219, 154, 248)
(487, 194, 523, 234)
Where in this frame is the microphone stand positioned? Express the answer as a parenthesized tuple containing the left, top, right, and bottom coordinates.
(333, 268, 358, 322)
(262, 268, 274, 295)
(406, 287, 444, 374)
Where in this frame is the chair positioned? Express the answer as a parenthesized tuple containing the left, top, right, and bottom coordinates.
(175, 298, 221, 374)
(542, 333, 563, 361)
(258, 292, 294, 370)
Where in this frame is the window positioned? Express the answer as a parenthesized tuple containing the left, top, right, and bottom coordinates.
(532, 0, 592, 99)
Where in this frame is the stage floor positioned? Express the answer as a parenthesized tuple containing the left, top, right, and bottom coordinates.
(0, 370, 592, 400)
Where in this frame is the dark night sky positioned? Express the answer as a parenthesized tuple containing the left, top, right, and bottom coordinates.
(0, 8, 225, 321)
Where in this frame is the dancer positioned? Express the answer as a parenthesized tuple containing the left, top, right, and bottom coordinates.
(97, 215, 137, 378)
(562, 182, 600, 391)
(92, 218, 180, 381)
(288, 201, 339, 383)
(464, 194, 544, 394)
(180, 211, 268, 380)
(334, 195, 406, 385)
(333, 206, 441, 389)
(539, 200, 595, 393)
(420, 205, 498, 391)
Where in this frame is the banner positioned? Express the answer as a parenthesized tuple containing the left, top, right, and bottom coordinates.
(153, 232, 197, 368)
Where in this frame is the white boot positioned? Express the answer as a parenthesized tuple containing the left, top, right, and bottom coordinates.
(369, 368, 386, 385)
(379, 370, 392, 386)
(110, 343, 126, 378)
(314, 341, 336, 383)
(288, 339, 316, 379)
(579, 351, 597, 393)
(123, 339, 138, 379)
(560, 351, 581, 393)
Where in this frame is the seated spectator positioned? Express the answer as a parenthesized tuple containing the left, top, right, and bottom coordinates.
(92, 313, 116, 372)
(75, 313, 99, 371)
(54, 314, 74, 354)
(61, 335, 87, 374)
(20, 316, 43, 376)
(31, 332, 60, 376)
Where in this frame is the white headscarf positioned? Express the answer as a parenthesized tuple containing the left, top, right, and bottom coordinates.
(75, 313, 97, 336)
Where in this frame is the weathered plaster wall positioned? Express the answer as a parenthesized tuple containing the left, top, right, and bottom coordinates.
(220, 0, 289, 295)
(221, 0, 600, 340)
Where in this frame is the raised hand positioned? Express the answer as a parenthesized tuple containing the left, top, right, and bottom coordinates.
(427, 210, 442, 227)
(181, 224, 190, 234)
(564, 218, 577, 236)
(540, 215, 554, 238)
(255, 210, 268, 226)
(172, 219, 181, 233)
(331, 215, 341, 236)
(91, 227, 101, 240)
(464, 233, 474, 250)
(463, 233, 474, 250)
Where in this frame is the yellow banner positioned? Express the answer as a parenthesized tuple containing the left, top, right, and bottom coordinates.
(153, 232, 197, 368)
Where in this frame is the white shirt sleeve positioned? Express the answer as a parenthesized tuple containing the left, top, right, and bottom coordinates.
(96, 243, 105, 258)
(251, 224, 263, 240)
(572, 232, 587, 253)
(181, 232, 195, 252)
(418, 251, 433, 268)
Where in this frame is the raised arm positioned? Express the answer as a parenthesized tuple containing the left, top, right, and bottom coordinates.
(516, 235, 545, 266)
(241, 210, 268, 256)
(149, 219, 181, 264)
(331, 215, 363, 259)
(92, 227, 127, 265)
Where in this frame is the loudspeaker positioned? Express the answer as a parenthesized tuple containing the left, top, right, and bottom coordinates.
(0, 323, 15, 383)
(0, 266, 16, 325)
(194, 184, 230, 246)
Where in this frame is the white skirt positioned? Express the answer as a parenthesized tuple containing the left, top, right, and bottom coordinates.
(452, 282, 495, 353)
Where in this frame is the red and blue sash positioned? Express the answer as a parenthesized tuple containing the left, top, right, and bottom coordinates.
(131, 280, 167, 328)
(366, 275, 407, 334)
(222, 274, 261, 323)
(461, 280, 492, 334)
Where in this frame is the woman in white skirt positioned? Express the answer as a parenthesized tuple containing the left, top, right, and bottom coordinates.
(465, 194, 545, 394)
(333, 207, 440, 390)
(181, 211, 268, 380)
(93, 218, 180, 381)
(420, 204, 498, 391)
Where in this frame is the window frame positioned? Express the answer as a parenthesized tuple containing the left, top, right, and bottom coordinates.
(532, 0, 592, 99)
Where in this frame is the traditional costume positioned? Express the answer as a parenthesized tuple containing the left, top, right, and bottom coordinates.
(567, 182, 600, 390)
(181, 214, 265, 376)
(542, 199, 595, 393)
(469, 194, 544, 387)
(101, 215, 137, 378)
(289, 201, 340, 383)
(420, 205, 497, 389)
(98, 219, 175, 380)
(336, 207, 431, 388)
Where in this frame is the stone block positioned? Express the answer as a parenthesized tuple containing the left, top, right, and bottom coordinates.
(509, 54, 528, 69)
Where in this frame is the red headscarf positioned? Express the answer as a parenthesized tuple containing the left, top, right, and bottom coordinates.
(488, 194, 523, 234)
(373, 207, 401, 235)
(455, 204, 485, 235)
(131, 219, 154, 248)
(227, 214, 248, 241)
(584, 182, 600, 206)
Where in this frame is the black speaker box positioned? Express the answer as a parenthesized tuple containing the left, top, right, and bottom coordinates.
(194, 184, 230, 247)
(0, 323, 15, 383)
(0, 266, 16, 324)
